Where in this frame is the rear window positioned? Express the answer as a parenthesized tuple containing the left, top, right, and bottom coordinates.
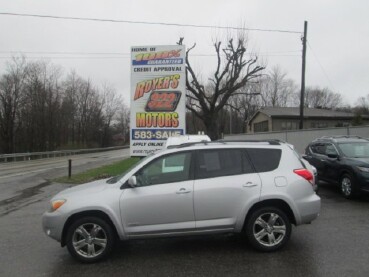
(246, 148, 282, 172)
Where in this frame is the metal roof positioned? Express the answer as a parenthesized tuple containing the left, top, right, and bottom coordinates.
(258, 107, 355, 118)
(312, 136, 369, 143)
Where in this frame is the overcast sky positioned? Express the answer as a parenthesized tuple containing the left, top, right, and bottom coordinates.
(0, 0, 368, 106)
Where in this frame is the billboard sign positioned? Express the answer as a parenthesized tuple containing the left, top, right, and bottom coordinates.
(130, 45, 186, 156)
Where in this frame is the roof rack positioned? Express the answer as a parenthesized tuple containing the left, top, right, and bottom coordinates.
(314, 135, 365, 141)
(167, 141, 226, 149)
(217, 139, 281, 145)
(168, 139, 282, 149)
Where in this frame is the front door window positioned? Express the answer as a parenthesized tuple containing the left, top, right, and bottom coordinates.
(137, 152, 192, 186)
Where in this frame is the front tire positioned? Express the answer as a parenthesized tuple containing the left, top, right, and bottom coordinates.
(66, 216, 115, 263)
(245, 207, 291, 252)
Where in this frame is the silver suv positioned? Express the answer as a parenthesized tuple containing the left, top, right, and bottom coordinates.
(42, 140, 321, 263)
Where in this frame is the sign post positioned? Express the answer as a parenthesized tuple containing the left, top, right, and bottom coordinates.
(130, 45, 186, 156)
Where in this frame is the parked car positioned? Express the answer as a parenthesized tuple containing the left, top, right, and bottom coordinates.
(304, 136, 369, 198)
(43, 140, 320, 263)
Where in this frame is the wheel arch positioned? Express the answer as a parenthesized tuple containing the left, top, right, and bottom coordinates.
(243, 199, 296, 230)
(339, 169, 353, 181)
(61, 210, 119, 247)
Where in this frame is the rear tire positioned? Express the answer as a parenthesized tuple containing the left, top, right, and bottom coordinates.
(66, 216, 115, 263)
(245, 207, 291, 252)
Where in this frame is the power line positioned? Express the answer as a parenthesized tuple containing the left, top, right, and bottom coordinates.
(0, 54, 300, 60)
(0, 50, 301, 56)
(307, 40, 336, 91)
(0, 56, 131, 60)
(0, 12, 302, 34)
(0, 51, 130, 55)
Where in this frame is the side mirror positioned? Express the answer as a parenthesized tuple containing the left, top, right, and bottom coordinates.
(327, 153, 338, 159)
(128, 176, 137, 187)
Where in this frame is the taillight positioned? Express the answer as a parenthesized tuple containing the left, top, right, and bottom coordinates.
(294, 169, 314, 184)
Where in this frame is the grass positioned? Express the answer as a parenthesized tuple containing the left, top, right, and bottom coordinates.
(54, 157, 140, 184)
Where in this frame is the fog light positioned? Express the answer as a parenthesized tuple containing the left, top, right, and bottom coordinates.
(46, 229, 51, 236)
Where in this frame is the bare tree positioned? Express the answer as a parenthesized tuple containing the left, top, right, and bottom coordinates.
(355, 94, 369, 114)
(20, 60, 63, 151)
(101, 84, 122, 146)
(75, 79, 104, 146)
(60, 70, 83, 146)
(185, 35, 265, 139)
(302, 86, 343, 109)
(259, 65, 297, 107)
(115, 102, 130, 143)
(0, 57, 28, 153)
(226, 82, 263, 133)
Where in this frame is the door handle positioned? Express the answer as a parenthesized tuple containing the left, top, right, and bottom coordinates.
(176, 188, 191, 194)
(243, 182, 257, 187)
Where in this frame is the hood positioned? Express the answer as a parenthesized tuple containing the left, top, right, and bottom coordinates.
(54, 178, 110, 199)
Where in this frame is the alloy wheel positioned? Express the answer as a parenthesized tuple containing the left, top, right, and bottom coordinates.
(341, 177, 352, 197)
(72, 223, 108, 258)
(253, 212, 287, 247)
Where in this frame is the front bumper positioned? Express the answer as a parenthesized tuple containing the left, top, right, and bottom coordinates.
(42, 211, 68, 243)
(355, 172, 369, 192)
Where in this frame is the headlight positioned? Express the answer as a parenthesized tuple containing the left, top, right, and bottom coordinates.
(357, 166, 369, 173)
(50, 199, 66, 212)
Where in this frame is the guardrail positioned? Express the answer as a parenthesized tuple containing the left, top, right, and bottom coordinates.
(0, 145, 129, 163)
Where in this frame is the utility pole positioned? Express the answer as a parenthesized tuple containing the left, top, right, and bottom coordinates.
(229, 106, 232, 134)
(299, 21, 308, 129)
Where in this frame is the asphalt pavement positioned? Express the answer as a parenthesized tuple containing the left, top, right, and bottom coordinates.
(1, 155, 369, 276)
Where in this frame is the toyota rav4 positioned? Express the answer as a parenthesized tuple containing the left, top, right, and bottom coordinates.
(43, 140, 320, 263)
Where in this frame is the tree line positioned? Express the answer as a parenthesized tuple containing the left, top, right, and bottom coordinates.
(0, 57, 130, 154)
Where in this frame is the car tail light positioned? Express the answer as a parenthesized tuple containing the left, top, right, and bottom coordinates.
(294, 169, 314, 185)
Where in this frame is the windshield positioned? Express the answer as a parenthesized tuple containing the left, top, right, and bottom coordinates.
(338, 142, 369, 158)
(106, 154, 153, 184)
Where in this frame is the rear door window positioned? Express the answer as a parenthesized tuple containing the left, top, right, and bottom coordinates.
(195, 149, 243, 179)
(246, 148, 282, 172)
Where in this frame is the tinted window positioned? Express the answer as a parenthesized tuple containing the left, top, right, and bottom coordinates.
(310, 143, 326, 155)
(325, 144, 338, 156)
(196, 149, 243, 179)
(246, 148, 281, 172)
(242, 152, 255, 173)
(136, 152, 191, 186)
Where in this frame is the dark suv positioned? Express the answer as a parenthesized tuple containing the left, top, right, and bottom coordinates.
(304, 136, 369, 198)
